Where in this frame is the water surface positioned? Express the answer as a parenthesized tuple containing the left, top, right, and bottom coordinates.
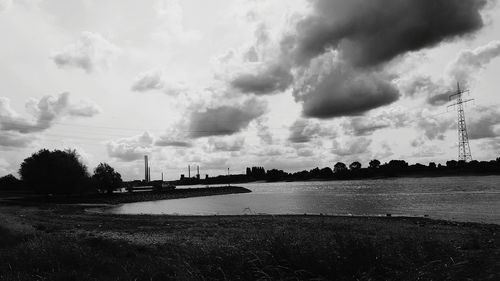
(109, 176, 500, 224)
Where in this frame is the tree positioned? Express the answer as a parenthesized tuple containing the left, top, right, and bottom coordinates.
(92, 163, 123, 194)
(334, 162, 347, 173)
(19, 149, 90, 195)
(369, 159, 381, 169)
(349, 161, 362, 170)
(0, 174, 22, 190)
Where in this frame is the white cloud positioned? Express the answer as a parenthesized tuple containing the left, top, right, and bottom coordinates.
(448, 40, 500, 86)
(51, 31, 120, 73)
(154, 0, 202, 44)
(206, 136, 245, 152)
(0, 93, 100, 134)
(106, 132, 154, 162)
(131, 69, 188, 96)
(332, 137, 372, 157)
(0, 0, 12, 11)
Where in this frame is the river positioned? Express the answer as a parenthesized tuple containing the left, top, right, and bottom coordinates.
(109, 176, 500, 224)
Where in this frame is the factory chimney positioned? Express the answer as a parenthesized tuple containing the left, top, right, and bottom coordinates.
(144, 155, 149, 182)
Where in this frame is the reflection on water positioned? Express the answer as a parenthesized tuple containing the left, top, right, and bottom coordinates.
(109, 176, 500, 224)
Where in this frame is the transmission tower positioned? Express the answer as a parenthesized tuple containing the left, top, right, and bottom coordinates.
(448, 82, 473, 162)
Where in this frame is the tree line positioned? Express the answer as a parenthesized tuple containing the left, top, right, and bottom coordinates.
(0, 149, 122, 195)
(244, 158, 500, 182)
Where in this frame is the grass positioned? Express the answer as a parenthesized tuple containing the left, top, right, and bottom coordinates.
(1, 214, 499, 281)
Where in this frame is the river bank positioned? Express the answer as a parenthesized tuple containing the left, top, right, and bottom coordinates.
(1, 185, 251, 205)
(0, 201, 499, 280)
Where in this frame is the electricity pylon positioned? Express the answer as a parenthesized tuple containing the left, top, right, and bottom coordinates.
(448, 82, 473, 162)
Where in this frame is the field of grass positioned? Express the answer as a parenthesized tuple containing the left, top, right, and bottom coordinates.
(0, 203, 499, 281)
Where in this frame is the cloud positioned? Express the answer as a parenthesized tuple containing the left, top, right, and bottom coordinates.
(331, 137, 371, 157)
(255, 118, 273, 145)
(229, 0, 488, 120)
(106, 132, 154, 162)
(0, 93, 100, 134)
(188, 98, 267, 138)
(342, 107, 411, 136)
(131, 70, 188, 96)
(448, 40, 500, 86)
(0, 131, 33, 148)
(51, 31, 120, 73)
(230, 61, 293, 95)
(468, 106, 500, 140)
(416, 111, 454, 140)
(155, 135, 192, 148)
(288, 0, 487, 67)
(342, 117, 390, 136)
(207, 136, 245, 152)
(294, 58, 399, 118)
(400, 41, 500, 106)
(154, 0, 202, 44)
(0, 0, 12, 11)
(288, 119, 331, 143)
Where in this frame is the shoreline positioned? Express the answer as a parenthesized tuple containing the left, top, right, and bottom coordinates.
(1, 185, 251, 205)
(0, 198, 499, 280)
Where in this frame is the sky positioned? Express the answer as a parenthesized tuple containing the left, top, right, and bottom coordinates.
(1, 0, 500, 181)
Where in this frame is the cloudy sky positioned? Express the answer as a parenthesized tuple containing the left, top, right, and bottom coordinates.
(1, 0, 500, 180)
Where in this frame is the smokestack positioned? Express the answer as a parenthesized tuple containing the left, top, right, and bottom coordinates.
(188, 165, 191, 178)
(144, 155, 148, 182)
(148, 167, 151, 182)
(161, 172, 163, 182)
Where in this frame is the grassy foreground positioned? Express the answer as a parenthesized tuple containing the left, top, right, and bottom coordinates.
(0, 203, 499, 281)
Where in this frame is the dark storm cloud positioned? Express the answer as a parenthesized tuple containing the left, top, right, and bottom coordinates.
(230, 0, 488, 118)
(230, 62, 293, 95)
(294, 61, 399, 119)
(290, 0, 487, 67)
(188, 98, 267, 138)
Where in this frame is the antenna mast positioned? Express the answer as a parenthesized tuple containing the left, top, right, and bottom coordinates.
(448, 82, 473, 162)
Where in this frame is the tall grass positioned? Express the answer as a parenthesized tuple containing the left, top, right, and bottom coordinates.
(1, 222, 497, 281)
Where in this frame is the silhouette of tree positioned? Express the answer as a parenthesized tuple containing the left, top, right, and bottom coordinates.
(369, 159, 381, 169)
(19, 149, 90, 195)
(446, 160, 458, 168)
(429, 162, 436, 169)
(334, 162, 347, 173)
(349, 161, 362, 170)
(92, 163, 123, 194)
(0, 174, 22, 190)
